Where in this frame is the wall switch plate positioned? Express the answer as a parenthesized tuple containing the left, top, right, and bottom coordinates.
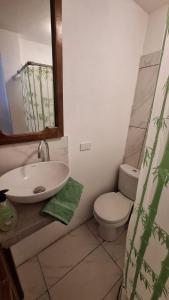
(80, 142, 92, 151)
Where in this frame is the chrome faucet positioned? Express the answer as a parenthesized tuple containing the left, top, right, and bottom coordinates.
(38, 140, 50, 161)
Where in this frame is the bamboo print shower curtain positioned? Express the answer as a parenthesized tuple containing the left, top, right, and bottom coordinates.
(21, 64, 54, 132)
(123, 10, 169, 300)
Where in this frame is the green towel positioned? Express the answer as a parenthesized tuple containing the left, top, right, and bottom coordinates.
(41, 177, 83, 225)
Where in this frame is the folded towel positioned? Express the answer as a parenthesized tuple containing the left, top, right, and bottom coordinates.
(41, 177, 83, 225)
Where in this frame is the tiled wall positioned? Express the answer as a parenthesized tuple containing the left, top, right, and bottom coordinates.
(124, 51, 161, 169)
(0, 137, 68, 176)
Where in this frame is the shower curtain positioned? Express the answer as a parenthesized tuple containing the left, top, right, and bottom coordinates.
(123, 9, 169, 300)
(21, 63, 55, 132)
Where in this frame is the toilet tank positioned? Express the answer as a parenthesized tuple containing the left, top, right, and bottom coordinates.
(118, 164, 140, 201)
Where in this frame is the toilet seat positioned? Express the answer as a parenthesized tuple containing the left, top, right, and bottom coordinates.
(94, 192, 132, 224)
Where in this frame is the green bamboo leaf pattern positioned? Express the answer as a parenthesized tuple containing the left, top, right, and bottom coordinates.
(151, 252, 169, 300)
(153, 116, 169, 130)
(32, 67, 40, 131)
(20, 63, 54, 132)
(27, 66, 37, 131)
(130, 135, 169, 299)
(153, 165, 169, 186)
(139, 272, 151, 292)
(132, 246, 158, 285)
(167, 8, 169, 34)
(138, 210, 169, 299)
(133, 246, 137, 258)
(134, 290, 143, 300)
(140, 208, 169, 247)
(143, 146, 153, 168)
(124, 12, 169, 286)
(142, 261, 157, 285)
(130, 244, 169, 298)
(126, 251, 135, 269)
(128, 280, 144, 300)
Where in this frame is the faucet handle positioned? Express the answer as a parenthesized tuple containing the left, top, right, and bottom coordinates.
(44, 140, 50, 161)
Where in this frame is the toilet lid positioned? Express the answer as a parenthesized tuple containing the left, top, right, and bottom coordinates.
(94, 192, 132, 224)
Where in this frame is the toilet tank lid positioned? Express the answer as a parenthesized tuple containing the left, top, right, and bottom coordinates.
(120, 164, 140, 179)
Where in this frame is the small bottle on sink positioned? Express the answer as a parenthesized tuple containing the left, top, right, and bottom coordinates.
(0, 189, 17, 232)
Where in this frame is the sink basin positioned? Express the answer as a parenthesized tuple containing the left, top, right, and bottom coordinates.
(0, 161, 70, 204)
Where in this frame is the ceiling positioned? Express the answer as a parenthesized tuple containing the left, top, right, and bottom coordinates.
(0, 0, 168, 44)
(134, 0, 169, 13)
(0, 0, 51, 45)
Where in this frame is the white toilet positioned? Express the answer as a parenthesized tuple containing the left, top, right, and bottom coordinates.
(94, 164, 139, 241)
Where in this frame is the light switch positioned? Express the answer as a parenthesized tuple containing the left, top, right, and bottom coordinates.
(80, 142, 92, 151)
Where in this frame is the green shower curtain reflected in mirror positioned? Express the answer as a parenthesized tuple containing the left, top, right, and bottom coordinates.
(20, 63, 55, 132)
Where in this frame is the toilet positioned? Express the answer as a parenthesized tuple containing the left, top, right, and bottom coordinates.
(94, 164, 139, 241)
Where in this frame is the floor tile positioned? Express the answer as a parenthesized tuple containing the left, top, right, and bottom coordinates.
(17, 256, 47, 300)
(38, 224, 99, 288)
(38, 292, 50, 300)
(103, 229, 127, 270)
(86, 218, 103, 243)
(49, 246, 122, 300)
(116, 254, 125, 270)
(104, 277, 122, 300)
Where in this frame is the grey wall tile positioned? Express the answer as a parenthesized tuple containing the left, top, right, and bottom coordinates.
(124, 51, 161, 170)
(124, 127, 146, 168)
(130, 65, 159, 129)
(139, 51, 161, 68)
(0, 136, 68, 176)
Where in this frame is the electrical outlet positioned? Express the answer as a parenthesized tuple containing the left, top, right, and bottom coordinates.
(80, 142, 92, 151)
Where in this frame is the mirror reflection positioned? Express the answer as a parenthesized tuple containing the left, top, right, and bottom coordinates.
(0, 0, 54, 135)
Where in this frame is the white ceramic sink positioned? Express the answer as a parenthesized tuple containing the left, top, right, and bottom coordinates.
(0, 161, 70, 204)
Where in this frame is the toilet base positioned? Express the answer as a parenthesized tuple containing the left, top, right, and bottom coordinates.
(98, 223, 124, 242)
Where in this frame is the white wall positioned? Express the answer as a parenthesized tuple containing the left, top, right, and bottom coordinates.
(0, 30, 52, 82)
(1, 0, 148, 265)
(0, 29, 21, 82)
(0, 55, 12, 133)
(143, 4, 168, 55)
(63, 0, 148, 215)
(19, 38, 52, 65)
(0, 29, 26, 134)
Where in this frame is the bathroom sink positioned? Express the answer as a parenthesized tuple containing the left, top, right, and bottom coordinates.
(0, 161, 70, 204)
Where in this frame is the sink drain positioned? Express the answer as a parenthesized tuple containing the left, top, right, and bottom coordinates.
(33, 186, 46, 194)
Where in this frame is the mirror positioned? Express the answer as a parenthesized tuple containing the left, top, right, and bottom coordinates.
(0, 0, 63, 144)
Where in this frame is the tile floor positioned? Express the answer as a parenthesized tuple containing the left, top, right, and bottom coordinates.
(17, 219, 127, 300)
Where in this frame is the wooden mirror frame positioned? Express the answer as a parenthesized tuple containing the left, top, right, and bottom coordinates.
(0, 0, 63, 145)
